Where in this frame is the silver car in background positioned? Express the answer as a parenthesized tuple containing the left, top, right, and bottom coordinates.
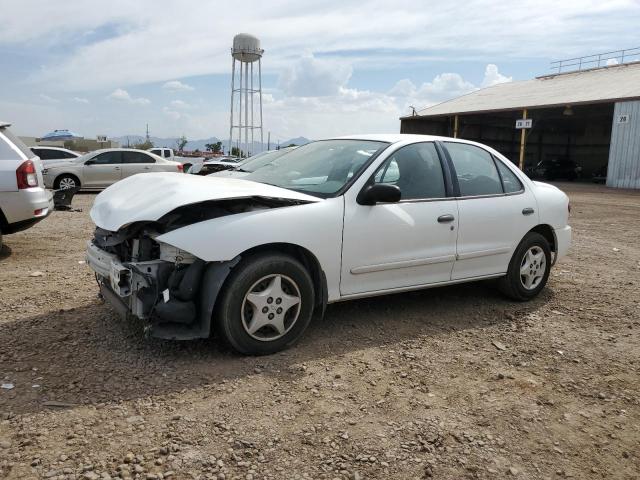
(42, 148, 184, 190)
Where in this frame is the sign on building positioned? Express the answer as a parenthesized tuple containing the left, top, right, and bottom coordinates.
(515, 119, 533, 129)
(616, 114, 630, 124)
(96, 135, 108, 143)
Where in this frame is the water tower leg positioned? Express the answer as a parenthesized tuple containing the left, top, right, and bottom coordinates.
(250, 61, 254, 156)
(244, 61, 249, 157)
(259, 58, 263, 152)
(238, 60, 243, 157)
(229, 57, 235, 156)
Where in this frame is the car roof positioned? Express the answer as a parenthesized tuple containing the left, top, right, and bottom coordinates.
(32, 146, 76, 152)
(92, 148, 157, 154)
(333, 133, 456, 143)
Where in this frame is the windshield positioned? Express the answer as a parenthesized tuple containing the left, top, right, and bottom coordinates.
(244, 139, 389, 197)
(239, 148, 295, 173)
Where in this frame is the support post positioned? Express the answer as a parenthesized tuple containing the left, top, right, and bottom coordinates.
(453, 115, 459, 138)
(518, 108, 528, 170)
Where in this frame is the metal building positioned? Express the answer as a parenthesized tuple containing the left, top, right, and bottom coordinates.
(229, 33, 264, 157)
(400, 58, 640, 189)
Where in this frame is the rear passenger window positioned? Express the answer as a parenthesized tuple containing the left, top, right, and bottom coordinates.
(445, 142, 502, 197)
(123, 152, 155, 164)
(495, 160, 523, 193)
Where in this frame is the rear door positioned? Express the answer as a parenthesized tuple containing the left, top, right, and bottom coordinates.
(121, 151, 155, 178)
(442, 142, 538, 279)
(82, 151, 123, 188)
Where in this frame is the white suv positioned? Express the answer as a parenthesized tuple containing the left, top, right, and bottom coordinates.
(0, 122, 53, 248)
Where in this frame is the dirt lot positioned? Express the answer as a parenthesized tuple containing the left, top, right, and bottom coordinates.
(0, 183, 639, 480)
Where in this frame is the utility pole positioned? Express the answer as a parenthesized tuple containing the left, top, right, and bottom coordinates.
(267, 132, 270, 150)
(145, 123, 150, 142)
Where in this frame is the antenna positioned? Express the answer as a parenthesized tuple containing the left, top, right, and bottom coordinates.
(229, 34, 264, 158)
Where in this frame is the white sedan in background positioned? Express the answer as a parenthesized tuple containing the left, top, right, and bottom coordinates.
(43, 148, 184, 190)
(87, 134, 571, 355)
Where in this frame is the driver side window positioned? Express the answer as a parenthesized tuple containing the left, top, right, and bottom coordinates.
(372, 142, 445, 200)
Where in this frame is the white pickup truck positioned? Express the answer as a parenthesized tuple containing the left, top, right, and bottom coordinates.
(147, 148, 204, 171)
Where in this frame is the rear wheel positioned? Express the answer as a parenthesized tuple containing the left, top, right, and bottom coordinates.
(215, 252, 314, 355)
(55, 174, 79, 190)
(499, 232, 551, 301)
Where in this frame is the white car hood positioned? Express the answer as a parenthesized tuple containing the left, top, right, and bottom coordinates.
(91, 172, 321, 231)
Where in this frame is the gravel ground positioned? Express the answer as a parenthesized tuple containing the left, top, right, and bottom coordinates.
(0, 183, 639, 480)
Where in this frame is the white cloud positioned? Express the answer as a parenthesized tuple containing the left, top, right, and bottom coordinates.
(170, 100, 190, 109)
(39, 94, 59, 103)
(108, 88, 150, 105)
(162, 107, 181, 120)
(10, 1, 636, 91)
(163, 80, 194, 92)
(481, 64, 513, 87)
(278, 54, 352, 97)
(72, 96, 89, 104)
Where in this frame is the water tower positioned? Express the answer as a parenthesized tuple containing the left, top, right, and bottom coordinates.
(229, 33, 264, 157)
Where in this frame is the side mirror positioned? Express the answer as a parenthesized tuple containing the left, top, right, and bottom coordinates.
(85, 159, 95, 166)
(357, 183, 401, 205)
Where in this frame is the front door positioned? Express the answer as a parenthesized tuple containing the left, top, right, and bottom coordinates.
(121, 151, 155, 178)
(83, 151, 122, 188)
(442, 142, 539, 279)
(341, 142, 458, 296)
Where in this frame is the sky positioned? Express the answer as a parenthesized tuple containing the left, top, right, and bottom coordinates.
(1, 0, 639, 143)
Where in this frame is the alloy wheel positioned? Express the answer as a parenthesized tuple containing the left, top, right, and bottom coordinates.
(520, 246, 546, 290)
(241, 274, 302, 341)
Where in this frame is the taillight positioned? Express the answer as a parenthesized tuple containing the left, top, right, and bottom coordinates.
(177, 164, 184, 172)
(16, 160, 38, 189)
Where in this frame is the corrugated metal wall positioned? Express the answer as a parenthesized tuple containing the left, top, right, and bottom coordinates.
(607, 101, 640, 189)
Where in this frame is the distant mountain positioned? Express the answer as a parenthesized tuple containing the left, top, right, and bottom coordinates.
(113, 135, 312, 153)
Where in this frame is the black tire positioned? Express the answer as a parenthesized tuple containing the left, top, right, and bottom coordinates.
(498, 232, 551, 301)
(54, 174, 80, 190)
(214, 252, 315, 355)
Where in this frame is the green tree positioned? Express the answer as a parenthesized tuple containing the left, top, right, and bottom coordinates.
(176, 135, 188, 152)
(231, 146, 244, 158)
(205, 141, 222, 153)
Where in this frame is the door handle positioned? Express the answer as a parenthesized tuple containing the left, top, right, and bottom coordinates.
(438, 214, 455, 223)
(114, 167, 120, 170)
(522, 207, 535, 215)
(143, 166, 150, 170)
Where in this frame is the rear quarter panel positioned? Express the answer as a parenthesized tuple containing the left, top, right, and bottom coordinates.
(532, 181, 570, 230)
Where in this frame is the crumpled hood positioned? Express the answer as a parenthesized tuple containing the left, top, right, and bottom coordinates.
(91, 172, 321, 231)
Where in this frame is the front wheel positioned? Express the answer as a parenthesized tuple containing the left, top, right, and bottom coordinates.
(215, 252, 315, 355)
(498, 232, 551, 301)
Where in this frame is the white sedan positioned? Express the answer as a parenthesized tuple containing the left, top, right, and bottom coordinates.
(42, 148, 184, 190)
(86, 135, 571, 355)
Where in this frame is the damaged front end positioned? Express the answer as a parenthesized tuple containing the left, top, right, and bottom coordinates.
(86, 197, 304, 340)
